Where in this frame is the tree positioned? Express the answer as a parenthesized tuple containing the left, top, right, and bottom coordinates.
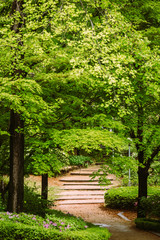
(1, 0, 124, 209)
(66, 1, 160, 217)
(0, 0, 57, 212)
(1, 0, 159, 217)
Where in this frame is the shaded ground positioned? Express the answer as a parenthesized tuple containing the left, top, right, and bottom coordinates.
(53, 204, 160, 240)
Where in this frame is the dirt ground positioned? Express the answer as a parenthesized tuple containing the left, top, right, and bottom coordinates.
(53, 203, 160, 240)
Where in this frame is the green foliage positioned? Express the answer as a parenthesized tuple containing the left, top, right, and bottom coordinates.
(104, 186, 160, 210)
(140, 194, 160, 219)
(112, 0, 160, 47)
(0, 211, 111, 240)
(135, 218, 160, 233)
(90, 165, 112, 186)
(54, 129, 126, 154)
(69, 155, 93, 167)
(23, 185, 52, 216)
(0, 0, 160, 217)
(148, 160, 160, 186)
(107, 156, 138, 186)
(26, 147, 69, 177)
(105, 186, 138, 210)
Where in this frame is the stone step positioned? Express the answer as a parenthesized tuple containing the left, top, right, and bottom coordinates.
(78, 169, 101, 171)
(56, 199, 104, 205)
(60, 185, 108, 190)
(56, 191, 105, 196)
(56, 195, 104, 200)
(60, 178, 113, 182)
(70, 172, 107, 176)
(62, 182, 101, 186)
(60, 178, 98, 182)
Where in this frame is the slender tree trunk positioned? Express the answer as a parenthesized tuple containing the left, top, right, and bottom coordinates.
(7, 110, 24, 213)
(41, 174, 48, 200)
(136, 105, 149, 218)
(137, 165, 148, 218)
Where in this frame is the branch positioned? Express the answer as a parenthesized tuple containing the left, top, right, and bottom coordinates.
(130, 129, 136, 139)
(147, 145, 160, 168)
(150, 145, 160, 161)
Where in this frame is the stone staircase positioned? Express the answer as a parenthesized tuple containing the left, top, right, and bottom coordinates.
(55, 165, 118, 205)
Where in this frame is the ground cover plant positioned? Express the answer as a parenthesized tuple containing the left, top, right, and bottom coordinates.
(0, 210, 111, 240)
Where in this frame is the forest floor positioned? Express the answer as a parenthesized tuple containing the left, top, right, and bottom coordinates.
(26, 166, 160, 240)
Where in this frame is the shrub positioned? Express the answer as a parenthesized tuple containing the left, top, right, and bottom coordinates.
(104, 186, 138, 210)
(69, 155, 93, 167)
(104, 186, 160, 211)
(23, 184, 52, 216)
(140, 194, 160, 220)
(0, 211, 111, 240)
(135, 218, 160, 233)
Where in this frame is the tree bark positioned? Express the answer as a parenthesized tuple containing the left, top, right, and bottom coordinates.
(7, 110, 24, 213)
(137, 165, 148, 218)
(136, 105, 148, 218)
(41, 174, 48, 201)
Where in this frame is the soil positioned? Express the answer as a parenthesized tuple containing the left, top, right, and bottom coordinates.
(53, 204, 160, 240)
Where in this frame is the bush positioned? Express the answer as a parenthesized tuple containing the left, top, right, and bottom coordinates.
(140, 194, 160, 220)
(69, 155, 93, 167)
(23, 184, 52, 216)
(135, 218, 160, 233)
(104, 186, 138, 210)
(0, 211, 111, 240)
(104, 186, 160, 211)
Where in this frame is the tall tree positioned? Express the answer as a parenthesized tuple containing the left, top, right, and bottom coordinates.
(1, 0, 159, 216)
(7, 0, 25, 213)
(0, 0, 57, 212)
(66, 0, 160, 217)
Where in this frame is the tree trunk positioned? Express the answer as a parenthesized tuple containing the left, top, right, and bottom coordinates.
(41, 174, 48, 200)
(7, 110, 24, 213)
(137, 165, 148, 218)
(136, 105, 148, 218)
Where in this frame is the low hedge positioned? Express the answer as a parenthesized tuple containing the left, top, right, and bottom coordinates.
(0, 221, 111, 240)
(135, 218, 160, 233)
(104, 186, 160, 213)
(0, 211, 111, 240)
(104, 186, 138, 210)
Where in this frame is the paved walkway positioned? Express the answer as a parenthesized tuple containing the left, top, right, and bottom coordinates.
(53, 164, 160, 240)
(55, 164, 119, 205)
